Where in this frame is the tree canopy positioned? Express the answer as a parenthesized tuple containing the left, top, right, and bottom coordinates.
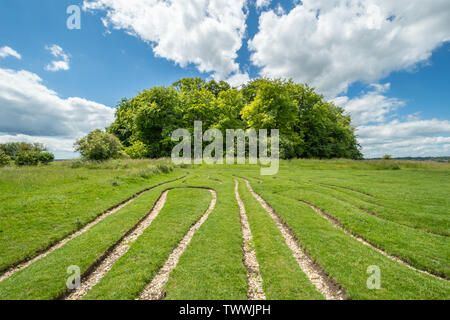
(74, 129, 124, 161)
(0, 142, 55, 166)
(107, 78, 362, 160)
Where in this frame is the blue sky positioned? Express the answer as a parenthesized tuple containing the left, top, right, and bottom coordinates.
(1, 0, 449, 158)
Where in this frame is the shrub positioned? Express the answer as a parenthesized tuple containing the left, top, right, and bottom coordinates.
(124, 141, 148, 159)
(0, 151, 11, 167)
(383, 154, 392, 160)
(139, 168, 154, 179)
(74, 129, 124, 161)
(70, 160, 84, 169)
(37, 152, 55, 165)
(15, 151, 39, 166)
(0, 142, 47, 157)
(156, 163, 173, 174)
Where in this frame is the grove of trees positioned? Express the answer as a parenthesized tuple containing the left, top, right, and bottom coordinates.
(96, 78, 362, 160)
(0, 142, 55, 166)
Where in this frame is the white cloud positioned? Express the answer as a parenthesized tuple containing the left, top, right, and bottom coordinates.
(255, 0, 270, 9)
(45, 45, 70, 72)
(358, 119, 450, 141)
(0, 46, 21, 60)
(226, 71, 250, 88)
(357, 120, 450, 158)
(249, 0, 450, 97)
(0, 68, 115, 157)
(333, 82, 450, 157)
(332, 83, 405, 126)
(83, 0, 248, 80)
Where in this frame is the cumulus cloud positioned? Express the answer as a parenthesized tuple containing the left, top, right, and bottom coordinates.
(0, 68, 115, 157)
(83, 0, 248, 80)
(45, 45, 70, 72)
(249, 0, 450, 97)
(0, 46, 21, 59)
(226, 71, 251, 88)
(255, 0, 270, 9)
(332, 83, 405, 126)
(357, 120, 450, 158)
(332, 82, 450, 157)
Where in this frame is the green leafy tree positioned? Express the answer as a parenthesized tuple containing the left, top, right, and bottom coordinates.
(74, 129, 124, 161)
(15, 151, 39, 166)
(241, 79, 298, 133)
(288, 83, 362, 159)
(214, 89, 246, 132)
(107, 98, 139, 147)
(105, 77, 362, 160)
(0, 142, 47, 157)
(133, 87, 181, 157)
(172, 77, 206, 93)
(204, 80, 231, 98)
(124, 140, 148, 159)
(0, 150, 11, 167)
(37, 152, 55, 165)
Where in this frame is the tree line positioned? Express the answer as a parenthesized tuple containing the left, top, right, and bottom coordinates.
(92, 78, 362, 161)
(0, 142, 54, 167)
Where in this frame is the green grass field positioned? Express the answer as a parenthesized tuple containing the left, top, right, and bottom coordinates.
(0, 159, 449, 300)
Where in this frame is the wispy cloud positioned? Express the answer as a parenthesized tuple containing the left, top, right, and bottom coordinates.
(45, 45, 70, 72)
(333, 83, 450, 157)
(0, 46, 21, 59)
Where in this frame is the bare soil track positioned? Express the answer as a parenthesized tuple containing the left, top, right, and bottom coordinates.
(299, 200, 448, 281)
(138, 188, 216, 300)
(244, 179, 346, 300)
(0, 176, 186, 283)
(235, 180, 266, 300)
(65, 186, 216, 300)
(65, 191, 169, 300)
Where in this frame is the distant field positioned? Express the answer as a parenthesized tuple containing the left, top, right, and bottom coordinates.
(0, 159, 449, 300)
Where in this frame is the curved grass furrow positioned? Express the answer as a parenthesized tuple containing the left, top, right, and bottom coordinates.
(277, 189, 450, 279)
(250, 182, 450, 300)
(318, 183, 376, 199)
(312, 182, 448, 236)
(251, 176, 449, 278)
(163, 175, 248, 300)
(66, 190, 170, 300)
(234, 180, 266, 300)
(82, 187, 213, 300)
(238, 180, 325, 300)
(139, 189, 216, 300)
(243, 179, 345, 300)
(0, 180, 184, 300)
(0, 174, 186, 282)
(299, 199, 446, 281)
(0, 168, 184, 274)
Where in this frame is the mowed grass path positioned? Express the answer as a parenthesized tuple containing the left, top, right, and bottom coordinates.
(0, 162, 182, 273)
(0, 160, 449, 300)
(237, 180, 323, 300)
(246, 171, 449, 279)
(249, 189, 449, 299)
(164, 175, 248, 300)
(0, 179, 184, 300)
(84, 187, 212, 300)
